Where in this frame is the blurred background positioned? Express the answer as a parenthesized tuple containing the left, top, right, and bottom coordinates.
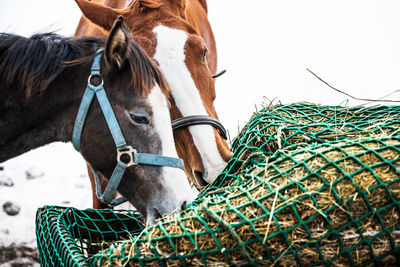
(1, 0, 400, 262)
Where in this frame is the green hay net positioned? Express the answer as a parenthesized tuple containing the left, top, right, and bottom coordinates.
(36, 103, 400, 266)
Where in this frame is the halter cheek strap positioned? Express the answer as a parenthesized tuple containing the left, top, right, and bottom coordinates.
(72, 49, 184, 206)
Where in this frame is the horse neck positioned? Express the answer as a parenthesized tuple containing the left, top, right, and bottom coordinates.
(0, 63, 90, 163)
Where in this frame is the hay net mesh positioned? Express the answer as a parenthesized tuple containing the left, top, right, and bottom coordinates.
(36, 103, 400, 266)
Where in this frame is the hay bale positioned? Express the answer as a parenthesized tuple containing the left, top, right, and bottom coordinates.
(35, 104, 400, 266)
(218, 104, 400, 188)
(91, 137, 400, 266)
(31, 104, 399, 266)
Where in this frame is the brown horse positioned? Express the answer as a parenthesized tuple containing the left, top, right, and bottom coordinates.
(74, 0, 232, 208)
(0, 18, 195, 224)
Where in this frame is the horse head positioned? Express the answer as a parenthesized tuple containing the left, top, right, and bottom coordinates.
(75, 17, 196, 224)
(75, 0, 233, 189)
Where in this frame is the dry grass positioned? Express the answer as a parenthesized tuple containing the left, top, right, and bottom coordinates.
(94, 137, 400, 266)
(92, 105, 400, 266)
(231, 104, 400, 174)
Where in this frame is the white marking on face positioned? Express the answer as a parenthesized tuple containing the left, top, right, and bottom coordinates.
(147, 84, 196, 219)
(148, 84, 179, 159)
(153, 25, 226, 183)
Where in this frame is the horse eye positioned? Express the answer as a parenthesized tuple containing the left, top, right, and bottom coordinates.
(201, 48, 208, 62)
(128, 112, 150, 125)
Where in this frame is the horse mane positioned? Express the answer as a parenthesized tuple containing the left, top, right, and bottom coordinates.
(0, 32, 103, 99)
(123, 35, 170, 98)
(0, 32, 169, 99)
(197, 0, 208, 13)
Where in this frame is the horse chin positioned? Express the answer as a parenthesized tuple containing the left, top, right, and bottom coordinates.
(143, 184, 196, 226)
(145, 208, 162, 226)
(121, 196, 157, 226)
(121, 192, 178, 226)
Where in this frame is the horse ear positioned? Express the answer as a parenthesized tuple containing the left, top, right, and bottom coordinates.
(105, 16, 130, 69)
(75, 0, 124, 31)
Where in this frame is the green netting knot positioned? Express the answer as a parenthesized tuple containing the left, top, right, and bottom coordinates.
(239, 152, 268, 172)
(200, 200, 255, 266)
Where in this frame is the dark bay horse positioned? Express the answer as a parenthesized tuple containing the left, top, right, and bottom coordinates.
(74, 0, 233, 208)
(0, 17, 195, 224)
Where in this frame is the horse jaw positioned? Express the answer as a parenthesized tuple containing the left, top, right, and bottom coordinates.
(146, 83, 196, 224)
(153, 25, 228, 184)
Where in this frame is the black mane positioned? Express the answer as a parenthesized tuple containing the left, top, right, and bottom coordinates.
(0, 32, 104, 98)
(0, 31, 169, 99)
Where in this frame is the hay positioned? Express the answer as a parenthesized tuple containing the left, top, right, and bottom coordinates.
(35, 104, 400, 266)
(225, 104, 400, 185)
(92, 137, 400, 266)
(90, 104, 400, 266)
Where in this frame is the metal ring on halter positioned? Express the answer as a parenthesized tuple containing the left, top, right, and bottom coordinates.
(117, 146, 138, 167)
(88, 74, 104, 87)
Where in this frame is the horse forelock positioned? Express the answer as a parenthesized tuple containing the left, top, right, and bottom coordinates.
(0, 33, 103, 99)
(124, 39, 170, 99)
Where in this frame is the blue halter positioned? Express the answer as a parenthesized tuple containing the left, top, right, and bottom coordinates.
(72, 49, 184, 206)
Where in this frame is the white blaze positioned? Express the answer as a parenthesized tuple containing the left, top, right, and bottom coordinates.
(147, 84, 195, 220)
(153, 25, 226, 183)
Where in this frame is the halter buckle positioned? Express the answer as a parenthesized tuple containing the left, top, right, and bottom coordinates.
(117, 146, 137, 167)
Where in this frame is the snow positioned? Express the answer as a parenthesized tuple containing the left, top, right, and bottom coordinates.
(1, 0, 400, 258)
(0, 143, 91, 247)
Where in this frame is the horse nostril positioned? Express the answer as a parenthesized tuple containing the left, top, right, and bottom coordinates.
(154, 208, 162, 220)
(181, 200, 187, 210)
(194, 170, 208, 188)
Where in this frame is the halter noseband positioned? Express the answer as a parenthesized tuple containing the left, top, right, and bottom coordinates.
(72, 49, 184, 206)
